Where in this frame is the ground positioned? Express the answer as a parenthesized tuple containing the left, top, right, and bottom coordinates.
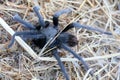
(0, 0, 120, 80)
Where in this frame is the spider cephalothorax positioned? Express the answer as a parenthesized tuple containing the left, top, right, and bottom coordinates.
(8, 6, 112, 80)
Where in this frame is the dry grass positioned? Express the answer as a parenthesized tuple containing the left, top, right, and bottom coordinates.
(0, 0, 120, 80)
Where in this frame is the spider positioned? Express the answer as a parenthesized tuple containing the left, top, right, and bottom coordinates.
(8, 6, 112, 80)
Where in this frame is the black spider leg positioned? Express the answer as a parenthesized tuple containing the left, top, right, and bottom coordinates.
(8, 31, 45, 48)
(52, 49, 69, 80)
(62, 22, 112, 35)
(53, 8, 72, 27)
(13, 14, 35, 29)
(33, 6, 45, 27)
(61, 44, 93, 76)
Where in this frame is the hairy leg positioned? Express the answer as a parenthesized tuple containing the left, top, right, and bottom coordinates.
(63, 22, 112, 35)
(52, 49, 69, 80)
(61, 44, 93, 76)
(53, 8, 72, 27)
(13, 14, 35, 29)
(8, 31, 45, 48)
(33, 6, 45, 27)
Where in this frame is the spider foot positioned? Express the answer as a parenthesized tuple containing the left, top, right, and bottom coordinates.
(63, 22, 112, 35)
(61, 44, 93, 76)
(8, 31, 45, 48)
(33, 6, 45, 27)
(52, 49, 69, 80)
(13, 14, 35, 29)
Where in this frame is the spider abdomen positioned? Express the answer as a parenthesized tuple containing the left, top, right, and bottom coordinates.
(58, 33, 78, 47)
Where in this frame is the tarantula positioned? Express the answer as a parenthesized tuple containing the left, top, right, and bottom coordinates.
(8, 6, 112, 80)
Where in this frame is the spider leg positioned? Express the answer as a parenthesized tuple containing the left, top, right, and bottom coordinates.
(33, 6, 45, 27)
(13, 14, 35, 29)
(8, 31, 45, 48)
(61, 44, 93, 76)
(53, 8, 72, 27)
(52, 49, 69, 80)
(63, 22, 112, 35)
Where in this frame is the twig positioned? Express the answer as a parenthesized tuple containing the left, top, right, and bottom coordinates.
(33, 52, 120, 63)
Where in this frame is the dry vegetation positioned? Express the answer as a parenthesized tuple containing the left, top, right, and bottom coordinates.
(0, 0, 120, 80)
